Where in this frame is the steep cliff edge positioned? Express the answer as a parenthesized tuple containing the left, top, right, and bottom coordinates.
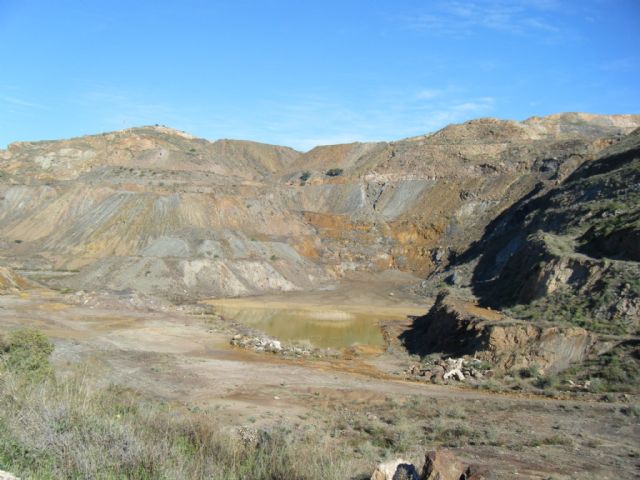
(445, 127, 640, 336)
(401, 292, 594, 373)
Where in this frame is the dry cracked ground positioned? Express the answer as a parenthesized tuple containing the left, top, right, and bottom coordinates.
(1, 113, 639, 479)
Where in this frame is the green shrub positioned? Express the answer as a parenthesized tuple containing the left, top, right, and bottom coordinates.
(541, 434, 573, 446)
(620, 404, 640, 417)
(1, 329, 54, 382)
(534, 374, 558, 390)
(0, 330, 355, 479)
(519, 364, 540, 378)
(300, 171, 311, 182)
(325, 168, 344, 177)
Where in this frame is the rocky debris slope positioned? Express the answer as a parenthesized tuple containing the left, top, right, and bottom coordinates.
(406, 356, 492, 383)
(229, 333, 338, 358)
(279, 114, 640, 277)
(1, 114, 639, 299)
(0, 125, 300, 181)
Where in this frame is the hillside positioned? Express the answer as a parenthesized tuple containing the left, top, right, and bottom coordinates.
(0, 114, 639, 300)
(405, 126, 640, 386)
(438, 127, 640, 335)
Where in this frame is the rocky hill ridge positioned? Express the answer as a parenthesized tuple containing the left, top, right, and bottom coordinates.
(1, 113, 638, 299)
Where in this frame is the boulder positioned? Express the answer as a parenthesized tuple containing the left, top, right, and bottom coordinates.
(444, 359, 465, 381)
(431, 365, 445, 382)
(443, 368, 465, 381)
(422, 449, 465, 480)
(371, 459, 418, 480)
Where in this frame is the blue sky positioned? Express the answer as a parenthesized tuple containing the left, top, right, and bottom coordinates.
(1, 0, 639, 150)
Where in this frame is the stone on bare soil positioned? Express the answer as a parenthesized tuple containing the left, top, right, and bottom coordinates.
(443, 357, 465, 381)
(229, 333, 335, 359)
(422, 449, 466, 480)
(230, 334, 282, 353)
(431, 365, 445, 382)
(370, 459, 418, 480)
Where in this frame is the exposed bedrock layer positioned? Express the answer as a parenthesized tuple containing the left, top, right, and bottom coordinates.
(401, 292, 594, 373)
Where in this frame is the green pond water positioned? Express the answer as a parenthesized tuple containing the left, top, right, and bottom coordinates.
(214, 306, 385, 349)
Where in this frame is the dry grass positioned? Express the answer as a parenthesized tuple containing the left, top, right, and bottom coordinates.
(0, 329, 353, 479)
(0, 372, 353, 479)
(1, 328, 636, 479)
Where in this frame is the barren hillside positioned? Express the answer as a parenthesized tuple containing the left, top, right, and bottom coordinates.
(1, 114, 638, 299)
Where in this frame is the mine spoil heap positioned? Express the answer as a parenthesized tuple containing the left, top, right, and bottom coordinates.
(1, 113, 638, 301)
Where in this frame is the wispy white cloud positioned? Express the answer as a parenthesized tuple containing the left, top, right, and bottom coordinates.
(218, 88, 497, 150)
(451, 97, 496, 113)
(0, 95, 46, 109)
(399, 0, 567, 38)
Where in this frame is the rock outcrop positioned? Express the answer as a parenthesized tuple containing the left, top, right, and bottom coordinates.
(402, 292, 594, 372)
(435, 127, 640, 336)
(422, 449, 466, 480)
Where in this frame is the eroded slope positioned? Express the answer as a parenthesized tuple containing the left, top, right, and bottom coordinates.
(1, 114, 638, 299)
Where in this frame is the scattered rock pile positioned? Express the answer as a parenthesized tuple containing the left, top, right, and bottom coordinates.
(230, 334, 285, 354)
(371, 449, 489, 480)
(567, 379, 592, 391)
(406, 357, 492, 383)
(230, 333, 339, 358)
